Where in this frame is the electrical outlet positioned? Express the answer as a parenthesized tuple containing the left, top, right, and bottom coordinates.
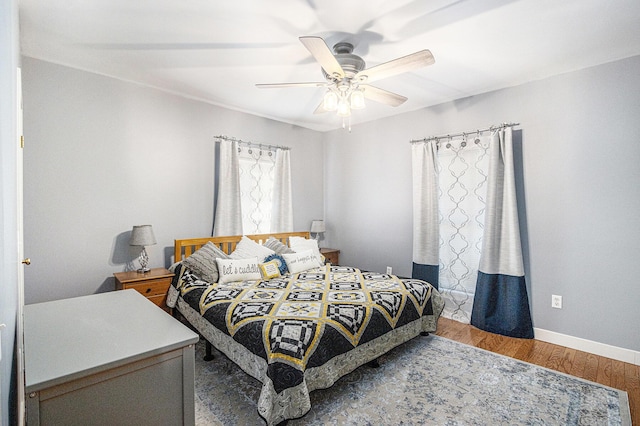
(386, 266, 392, 275)
(551, 295, 562, 309)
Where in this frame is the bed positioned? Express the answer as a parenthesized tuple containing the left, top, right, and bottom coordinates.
(167, 232, 444, 425)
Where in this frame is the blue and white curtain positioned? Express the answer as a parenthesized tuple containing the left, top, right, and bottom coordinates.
(213, 139, 293, 236)
(411, 140, 440, 288)
(411, 127, 533, 338)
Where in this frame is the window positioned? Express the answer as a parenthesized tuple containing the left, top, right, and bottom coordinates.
(238, 146, 276, 234)
(213, 139, 292, 236)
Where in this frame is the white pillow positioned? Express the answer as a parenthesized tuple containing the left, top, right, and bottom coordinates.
(230, 236, 275, 261)
(283, 249, 322, 274)
(289, 236, 324, 264)
(216, 257, 261, 284)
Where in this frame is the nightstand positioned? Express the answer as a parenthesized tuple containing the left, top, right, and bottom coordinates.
(114, 267, 174, 313)
(320, 248, 340, 265)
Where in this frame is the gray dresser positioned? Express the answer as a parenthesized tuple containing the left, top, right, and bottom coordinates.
(24, 289, 199, 425)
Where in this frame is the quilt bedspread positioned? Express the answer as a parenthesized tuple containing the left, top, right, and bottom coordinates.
(168, 263, 443, 425)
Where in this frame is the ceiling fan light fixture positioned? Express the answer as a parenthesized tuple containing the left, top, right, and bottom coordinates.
(350, 89, 365, 109)
(337, 97, 351, 117)
(260, 36, 435, 125)
(323, 91, 338, 111)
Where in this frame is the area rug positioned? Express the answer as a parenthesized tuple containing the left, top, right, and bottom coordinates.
(193, 335, 631, 425)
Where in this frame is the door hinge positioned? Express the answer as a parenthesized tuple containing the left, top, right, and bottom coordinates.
(20, 135, 24, 149)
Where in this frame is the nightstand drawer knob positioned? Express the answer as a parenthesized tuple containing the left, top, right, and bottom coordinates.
(145, 288, 151, 293)
(22, 258, 31, 265)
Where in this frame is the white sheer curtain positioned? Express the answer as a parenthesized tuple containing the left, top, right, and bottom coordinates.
(238, 145, 276, 234)
(213, 139, 292, 236)
(436, 135, 490, 323)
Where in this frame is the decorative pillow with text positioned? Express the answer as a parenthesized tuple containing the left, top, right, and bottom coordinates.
(289, 236, 325, 264)
(282, 249, 322, 274)
(216, 257, 261, 284)
(263, 253, 288, 275)
(259, 260, 281, 279)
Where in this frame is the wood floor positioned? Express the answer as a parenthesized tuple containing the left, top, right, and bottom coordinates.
(435, 317, 639, 425)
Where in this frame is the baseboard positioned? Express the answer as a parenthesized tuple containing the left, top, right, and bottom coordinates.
(534, 327, 640, 366)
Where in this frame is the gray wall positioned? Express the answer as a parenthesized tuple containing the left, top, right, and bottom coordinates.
(21, 54, 640, 354)
(323, 55, 640, 352)
(22, 57, 324, 305)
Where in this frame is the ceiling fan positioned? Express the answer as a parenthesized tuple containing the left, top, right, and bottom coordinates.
(256, 36, 435, 118)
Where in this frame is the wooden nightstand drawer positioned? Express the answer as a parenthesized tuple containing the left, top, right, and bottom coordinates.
(128, 278, 172, 297)
(147, 293, 169, 308)
(114, 268, 174, 312)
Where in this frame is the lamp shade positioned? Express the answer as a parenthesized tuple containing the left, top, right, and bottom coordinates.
(323, 91, 338, 111)
(310, 220, 325, 234)
(336, 98, 351, 117)
(129, 225, 156, 246)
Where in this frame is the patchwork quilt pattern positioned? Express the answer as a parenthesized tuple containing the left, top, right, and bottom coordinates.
(172, 263, 435, 396)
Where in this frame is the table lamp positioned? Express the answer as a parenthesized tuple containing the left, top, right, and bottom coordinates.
(129, 225, 156, 273)
(310, 220, 325, 241)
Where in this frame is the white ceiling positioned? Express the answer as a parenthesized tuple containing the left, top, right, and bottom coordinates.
(19, 0, 640, 132)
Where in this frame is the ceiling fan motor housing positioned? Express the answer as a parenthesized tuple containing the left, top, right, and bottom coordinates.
(322, 42, 366, 82)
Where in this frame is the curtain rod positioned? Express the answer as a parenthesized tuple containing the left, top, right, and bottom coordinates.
(409, 122, 519, 144)
(213, 135, 291, 151)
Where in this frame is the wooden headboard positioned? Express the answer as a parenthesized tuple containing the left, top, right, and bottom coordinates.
(174, 231, 311, 262)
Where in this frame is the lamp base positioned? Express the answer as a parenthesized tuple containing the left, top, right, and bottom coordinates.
(137, 247, 150, 274)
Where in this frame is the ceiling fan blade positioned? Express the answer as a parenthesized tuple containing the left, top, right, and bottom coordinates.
(313, 102, 329, 115)
(299, 36, 345, 80)
(355, 49, 435, 84)
(361, 85, 407, 107)
(256, 82, 327, 89)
